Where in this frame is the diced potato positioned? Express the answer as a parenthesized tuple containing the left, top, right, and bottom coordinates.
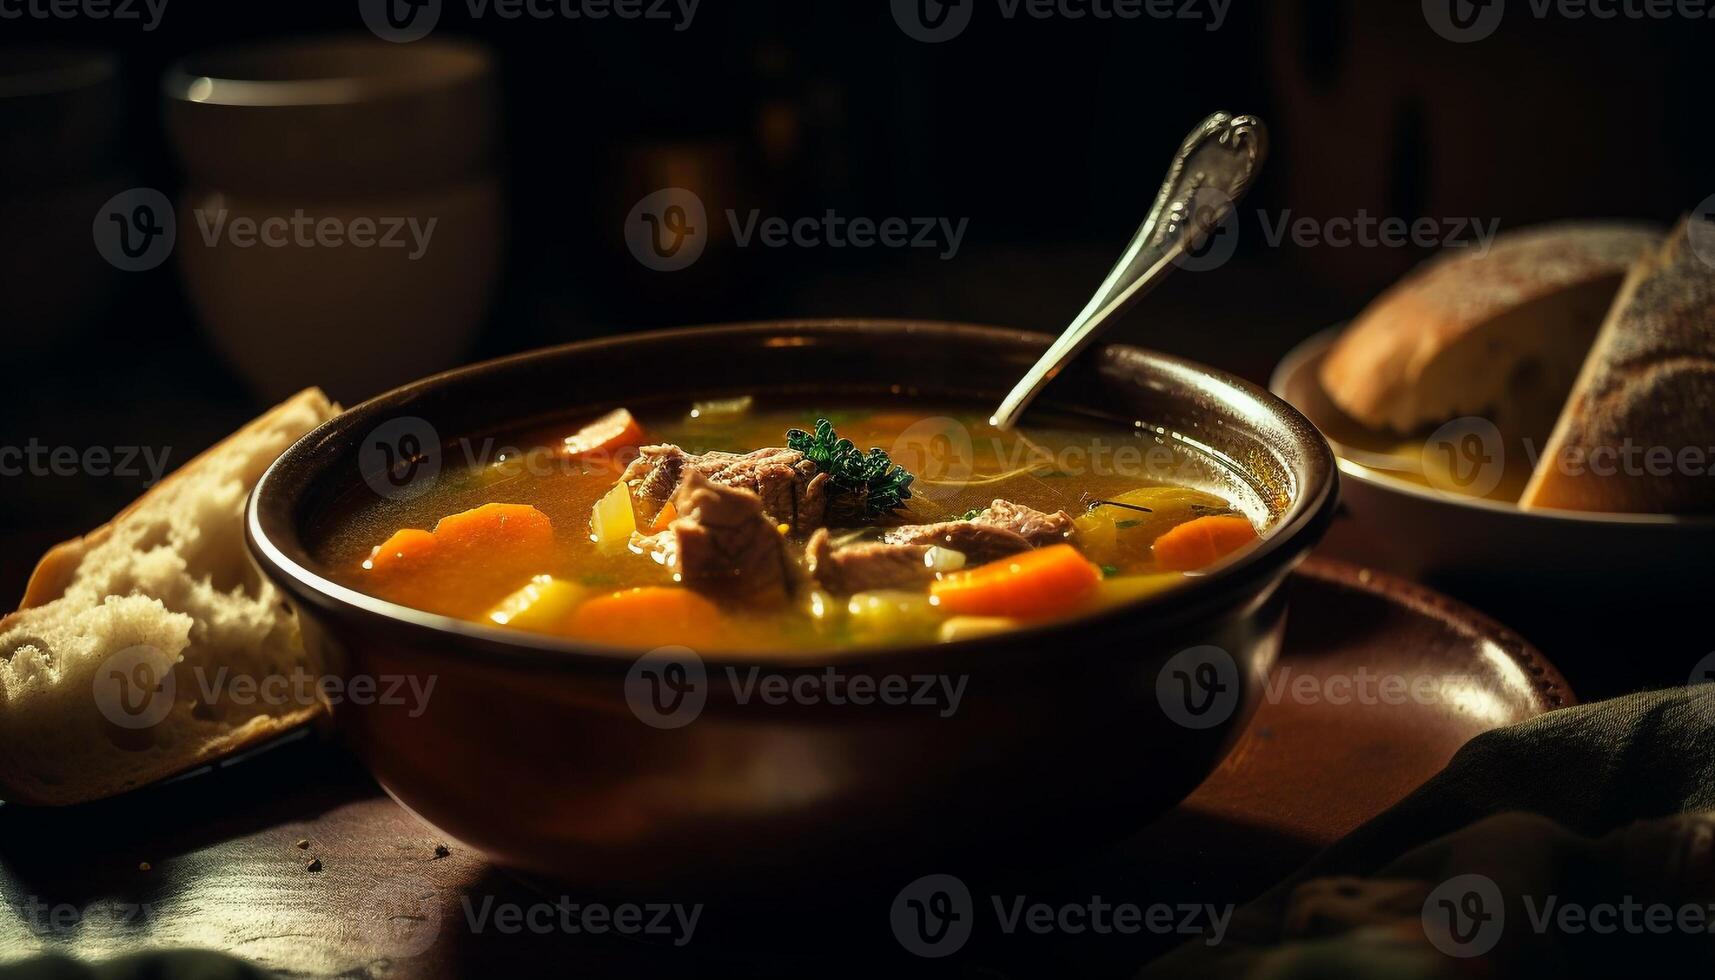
(846, 590, 942, 641)
(486, 575, 588, 632)
(922, 546, 966, 574)
(589, 481, 637, 550)
(937, 615, 1020, 643)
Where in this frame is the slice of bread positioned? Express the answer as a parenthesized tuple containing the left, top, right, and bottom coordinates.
(1520, 218, 1715, 514)
(1320, 222, 1660, 437)
(0, 388, 340, 805)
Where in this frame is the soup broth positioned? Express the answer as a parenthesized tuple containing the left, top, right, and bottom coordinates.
(313, 398, 1271, 651)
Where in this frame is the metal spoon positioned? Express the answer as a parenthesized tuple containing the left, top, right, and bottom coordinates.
(989, 111, 1268, 430)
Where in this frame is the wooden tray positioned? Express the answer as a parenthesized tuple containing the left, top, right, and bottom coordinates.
(0, 557, 1569, 977)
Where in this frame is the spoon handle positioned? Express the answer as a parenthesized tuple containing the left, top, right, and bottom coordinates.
(990, 111, 1268, 430)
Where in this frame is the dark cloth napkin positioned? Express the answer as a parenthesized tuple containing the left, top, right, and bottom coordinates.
(1143, 685, 1715, 978)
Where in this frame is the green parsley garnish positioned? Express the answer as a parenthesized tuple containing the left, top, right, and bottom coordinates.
(786, 419, 915, 522)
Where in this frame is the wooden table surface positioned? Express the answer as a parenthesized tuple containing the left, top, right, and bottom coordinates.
(0, 557, 1569, 978)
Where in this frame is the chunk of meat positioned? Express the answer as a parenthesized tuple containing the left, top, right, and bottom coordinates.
(806, 529, 938, 594)
(878, 499, 1072, 564)
(880, 520, 1032, 566)
(969, 498, 1076, 546)
(668, 471, 796, 604)
(623, 445, 829, 533)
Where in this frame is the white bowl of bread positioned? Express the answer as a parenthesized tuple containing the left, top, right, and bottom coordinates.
(1273, 217, 1714, 674)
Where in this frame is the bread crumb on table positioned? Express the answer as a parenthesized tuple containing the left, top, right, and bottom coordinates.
(305, 858, 323, 873)
(295, 839, 310, 849)
(434, 844, 451, 858)
(138, 862, 151, 872)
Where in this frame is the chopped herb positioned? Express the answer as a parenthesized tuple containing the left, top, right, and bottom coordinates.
(1100, 565, 1121, 578)
(786, 419, 914, 521)
(1189, 503, 1235, 517)
(578, 573, 618, 588)
(958, 508, 982, 521)
(1114, 520, 1143, 529)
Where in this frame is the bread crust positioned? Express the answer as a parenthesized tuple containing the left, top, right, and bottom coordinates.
(1520, 218, 1715, 513)
(0, 388, 339, 805)
(1320, 222, 1660, 433)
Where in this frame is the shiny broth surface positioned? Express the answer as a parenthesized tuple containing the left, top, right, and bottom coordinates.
(312, 398, 1270, 651)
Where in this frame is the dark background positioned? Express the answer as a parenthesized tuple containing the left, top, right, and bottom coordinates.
(1, 0, 1707, 598)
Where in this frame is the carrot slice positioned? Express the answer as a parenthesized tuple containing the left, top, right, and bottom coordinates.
(565, 587, 725, 648)
(1150, 515, 1258, 571)
(563, 407, 646, 461)
(930, 543, 1102, 620)
(365, 503, 553, 575)
(364, 528, 438, 573)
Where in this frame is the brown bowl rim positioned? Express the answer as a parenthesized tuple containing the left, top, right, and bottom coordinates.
(246, 319, 1339, 673)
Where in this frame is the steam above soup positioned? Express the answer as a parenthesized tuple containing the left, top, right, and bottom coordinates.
(314, 400, 1267, 650)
